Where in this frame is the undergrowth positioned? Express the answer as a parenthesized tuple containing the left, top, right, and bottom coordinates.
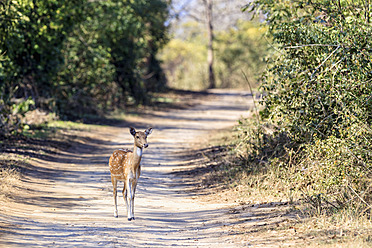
(221, 2, 372, 243)
(232, 114, 372, 213)
(211, 114, 371, 246)
(199, 113, 371, 245)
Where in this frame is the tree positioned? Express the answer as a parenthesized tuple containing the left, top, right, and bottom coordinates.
(203, 0, 216, 88)
(160, 20, 268, 90)
(169, 0, 251, 89)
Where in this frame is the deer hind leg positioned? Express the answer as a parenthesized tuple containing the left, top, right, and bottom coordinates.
(112, 177, 118, 218)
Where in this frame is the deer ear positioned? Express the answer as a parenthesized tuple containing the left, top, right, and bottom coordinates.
(145, 127, 153, 136)
(129, 127, 136, 136)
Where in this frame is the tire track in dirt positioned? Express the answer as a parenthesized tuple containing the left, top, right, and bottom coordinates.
(0, 89, 252, 247)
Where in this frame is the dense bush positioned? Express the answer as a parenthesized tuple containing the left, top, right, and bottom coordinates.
(0, 0, 85, 135)
(237, 0, 372, 214)
(56, 0, 169, 118)
(0, 0, 169, 134)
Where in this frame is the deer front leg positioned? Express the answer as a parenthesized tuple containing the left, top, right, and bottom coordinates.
(131, 180, 138, 220)
(126, 179, 132, 221)
(126, 179, 136, 221)
(122, 183, 128, 218)
(112, 177, 118, 218)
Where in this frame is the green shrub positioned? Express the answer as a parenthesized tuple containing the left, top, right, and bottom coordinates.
(235, 0, 372, 215)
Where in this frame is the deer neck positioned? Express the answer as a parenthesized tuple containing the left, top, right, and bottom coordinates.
(132, 146, 143, 167)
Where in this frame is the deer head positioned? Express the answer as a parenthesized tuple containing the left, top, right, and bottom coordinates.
(130, 127, 152, 149)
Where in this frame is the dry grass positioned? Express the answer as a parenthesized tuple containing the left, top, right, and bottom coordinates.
(187, 123, 372, 247)
(0, 162, 21, 202)
(292, 212, 372, 247)
(198, 167, 372, 247)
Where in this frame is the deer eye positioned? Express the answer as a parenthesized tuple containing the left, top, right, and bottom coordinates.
(136, 136, 140, 139)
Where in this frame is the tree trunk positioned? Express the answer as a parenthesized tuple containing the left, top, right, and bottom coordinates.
(204, 0, 215, 89)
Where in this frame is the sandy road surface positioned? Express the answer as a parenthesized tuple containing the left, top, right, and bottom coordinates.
(0, 89, 252, 247)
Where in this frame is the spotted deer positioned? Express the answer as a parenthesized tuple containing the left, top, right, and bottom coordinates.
(109, 127, 152, 221)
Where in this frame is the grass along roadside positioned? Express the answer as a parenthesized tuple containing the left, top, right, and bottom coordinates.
(0, 162, 21, 203)
(0, 112, 109, 203)
(184, 116, 372, 247)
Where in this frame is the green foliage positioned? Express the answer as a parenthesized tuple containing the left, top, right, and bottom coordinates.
(160, 20, 269, 90)
(0, 0, 85, 102)
(249, 0, 372, 142)
(214, 21, 268, 88)
(237, 0, 372, 215)
(293, 136, 372, 213)
(55, 0, 169, 118)
(0, 0, 170, 133)
(160, 22, 208, 90)
(0, 0, 84, 135)
(93, 0, 169, 103)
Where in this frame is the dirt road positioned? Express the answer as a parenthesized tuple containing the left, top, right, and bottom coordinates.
(0, 89, 252, 247)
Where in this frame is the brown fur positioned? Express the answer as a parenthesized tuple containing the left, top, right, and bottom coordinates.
(108, 127, 152, 220)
